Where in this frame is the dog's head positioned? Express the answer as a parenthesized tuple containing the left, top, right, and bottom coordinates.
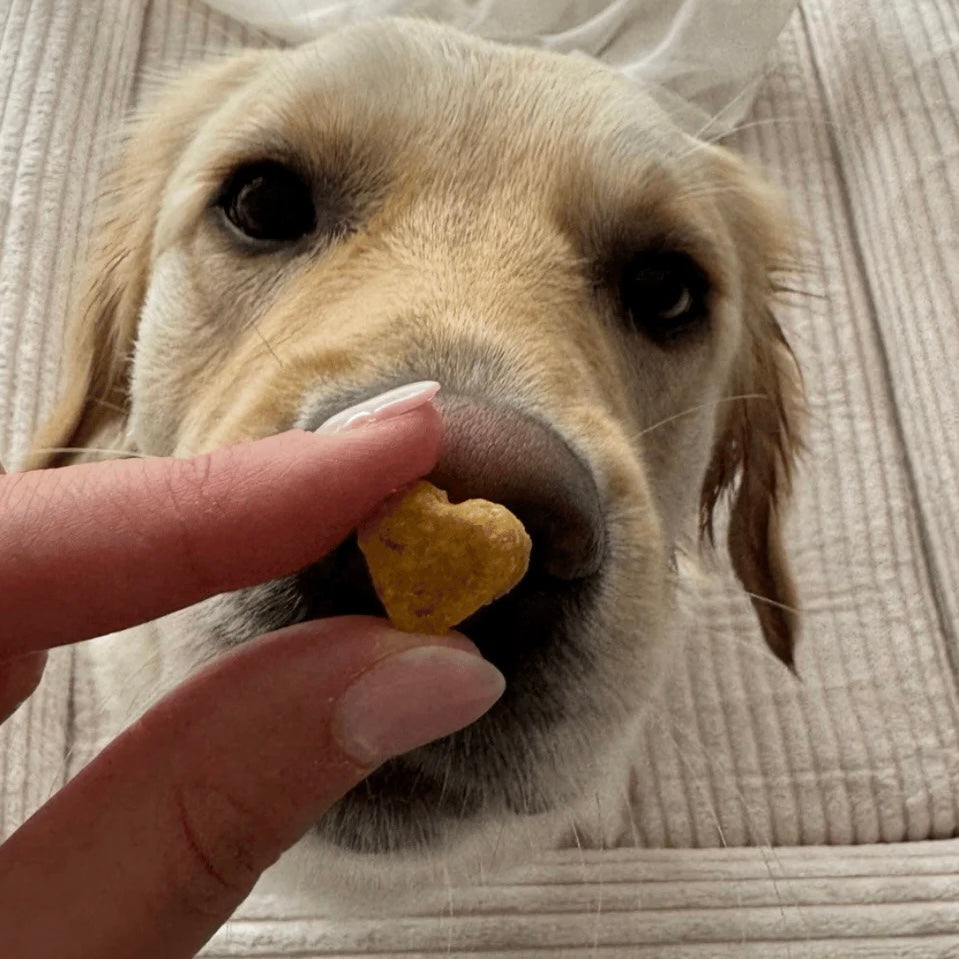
(31, 20, 803, 863)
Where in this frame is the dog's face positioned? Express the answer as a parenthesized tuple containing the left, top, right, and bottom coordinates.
(32, 20, 803, 863)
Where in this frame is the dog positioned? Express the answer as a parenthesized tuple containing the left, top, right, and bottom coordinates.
(28, 17, 803, 903)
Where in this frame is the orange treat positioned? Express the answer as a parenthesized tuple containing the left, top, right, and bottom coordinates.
(358, 480, 531, 633)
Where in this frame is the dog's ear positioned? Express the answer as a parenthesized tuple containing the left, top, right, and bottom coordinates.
(26, 53, 267, 470)
(699, 149, 806, 668)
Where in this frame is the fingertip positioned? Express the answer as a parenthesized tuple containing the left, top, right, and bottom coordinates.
(314, 381, 441, 435)
(313, 400, 444, 462)
(0, 651, 48, 723)
(333, 645, 505, 766)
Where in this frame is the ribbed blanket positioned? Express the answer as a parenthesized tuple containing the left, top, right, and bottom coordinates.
(2, 1, 958, 954)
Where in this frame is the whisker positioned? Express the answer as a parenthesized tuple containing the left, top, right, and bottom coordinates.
(636, 393, 769, 440)
(673, 112, 844, 173)
(642, 706, 732, 847)
(690, 80, 767, 142)
(715, 115, 842, 142)
(616, 777, 644, 848)
(562, 799, 588, 867)
(588, 807, 606, 957)
(251, 321, 284, 367)
(770, 282, 828, 301)
(743, 590, 801, 616)
(441, 861, 456, 955)
(643, 703, 811, 936)
(91, 396, 128, 415)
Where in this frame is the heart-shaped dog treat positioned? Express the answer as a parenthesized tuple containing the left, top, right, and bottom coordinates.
(358, 480, 532, 634)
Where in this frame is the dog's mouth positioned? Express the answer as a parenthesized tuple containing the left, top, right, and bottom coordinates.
(295, 391, 608, 685)
(287, 391, 610, 852)
(295, 532, 597, 687)
(295, 534, 602, 853)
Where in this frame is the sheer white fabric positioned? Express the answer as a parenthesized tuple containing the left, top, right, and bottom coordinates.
(201, 0, 799, 135)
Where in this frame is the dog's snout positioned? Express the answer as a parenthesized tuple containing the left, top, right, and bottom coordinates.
(297, 389, 606, 688)
(429, 395, 605, 581)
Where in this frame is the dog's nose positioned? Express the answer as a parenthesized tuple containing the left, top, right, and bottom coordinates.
(428, 394, 605, 581)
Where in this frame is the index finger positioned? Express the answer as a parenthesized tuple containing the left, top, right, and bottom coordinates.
(0, 407, 441, 655)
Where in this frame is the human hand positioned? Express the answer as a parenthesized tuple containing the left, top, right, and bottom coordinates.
(0, 391, 505, 959)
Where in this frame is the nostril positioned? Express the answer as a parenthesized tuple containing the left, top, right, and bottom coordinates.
(428, 394, 606, 582)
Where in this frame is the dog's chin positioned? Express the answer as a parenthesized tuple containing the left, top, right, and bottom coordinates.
(278, 536, 607, 854)
(311, 693, 580, 856)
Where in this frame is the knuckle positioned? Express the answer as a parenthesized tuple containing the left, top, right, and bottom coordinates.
(0, 653, 47, 723)
(167, 779, 274, 920)
(168, 448, 217, 493)
(0, 469, 62, 527)
(155, 452, 226, 598)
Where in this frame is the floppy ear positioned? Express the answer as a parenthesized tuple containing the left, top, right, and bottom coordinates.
(26, 52, 268, 470)
(699, 149, 806, 668)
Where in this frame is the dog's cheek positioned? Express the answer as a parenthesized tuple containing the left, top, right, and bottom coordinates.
(582, 422, 672, 693)
(129, 250, 224, 455)
(643, 401, 723, 546)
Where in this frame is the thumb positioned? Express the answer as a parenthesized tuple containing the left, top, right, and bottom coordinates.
(0, 617, 504, 959)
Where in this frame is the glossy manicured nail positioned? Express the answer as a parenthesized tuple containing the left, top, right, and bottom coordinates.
(315, 382, 440, 435)
(333, 646, 505, 766)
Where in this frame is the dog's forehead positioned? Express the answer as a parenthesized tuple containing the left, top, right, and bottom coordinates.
(220, 20, 693, 184)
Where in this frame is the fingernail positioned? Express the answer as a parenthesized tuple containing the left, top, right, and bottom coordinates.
(316, 381, 440, 435)
(333, 646, 505, 766)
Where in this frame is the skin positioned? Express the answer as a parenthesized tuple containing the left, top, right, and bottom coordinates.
(0, 404, 500, 959)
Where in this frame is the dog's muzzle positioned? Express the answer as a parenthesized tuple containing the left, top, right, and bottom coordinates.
(298, 392, 606, 681)
(293, 391, 608, 850)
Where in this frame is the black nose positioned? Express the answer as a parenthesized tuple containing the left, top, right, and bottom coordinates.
(429, 394, 606, 581)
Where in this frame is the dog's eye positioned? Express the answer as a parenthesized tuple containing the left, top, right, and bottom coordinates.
(218, 162, 316, 243)
(619, 251, 708, 341)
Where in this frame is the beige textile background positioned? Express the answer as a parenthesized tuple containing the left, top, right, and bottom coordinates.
(2, 1, 959, 954)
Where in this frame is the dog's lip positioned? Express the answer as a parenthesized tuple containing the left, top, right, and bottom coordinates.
(309, 567, 601, 853)
(309, 569, 599, 853)
(315, 740, 563, 853)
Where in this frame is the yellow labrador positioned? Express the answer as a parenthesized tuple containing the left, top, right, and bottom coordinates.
(30, 18, 803, 899)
